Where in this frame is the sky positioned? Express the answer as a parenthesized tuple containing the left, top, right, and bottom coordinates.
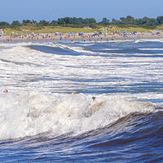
(1, 0, 163, 23)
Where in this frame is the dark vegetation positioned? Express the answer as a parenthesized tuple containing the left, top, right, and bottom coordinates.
(1, 15, 163, 29)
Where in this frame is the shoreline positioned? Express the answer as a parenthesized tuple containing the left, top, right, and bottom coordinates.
(0, 32, 163, 43)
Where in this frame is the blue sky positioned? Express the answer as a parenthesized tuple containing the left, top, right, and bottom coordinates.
(1, 0, 163, 23)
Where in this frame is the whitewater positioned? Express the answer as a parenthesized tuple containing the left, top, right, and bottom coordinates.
(0, 39, 163, 162)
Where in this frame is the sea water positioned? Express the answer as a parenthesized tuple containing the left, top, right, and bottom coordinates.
(0, 39, 163, 162)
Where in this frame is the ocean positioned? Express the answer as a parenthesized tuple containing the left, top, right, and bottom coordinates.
(0, 39, 163, 162)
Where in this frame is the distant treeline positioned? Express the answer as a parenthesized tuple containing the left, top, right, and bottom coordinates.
(1, 15, 163, 28)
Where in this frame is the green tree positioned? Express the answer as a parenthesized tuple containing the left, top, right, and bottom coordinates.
(64, 17, 72, 24)
(57, 18, 64, 24)
(22, 20, 31, 24)
(157, 16, 163, 24)
(32, 19, 37, 24)
(72, 17, 79, 24)
(83, 18, 89, 24)
(12, 20, 20, 26)
(39, 20, 50, 26)
(125, 15, 135, 24)
(88, 18, 96, 24)
(112, 18, 118, 24)
(78, 17, 83, 24)
(140, 17, 158, 26)
(136, 18, 143, 26)
(100, 17, 109, 25)
(0, 21, 10, 26)
(51, 20, 57, 24)
(149, 18, 158, 26)
(120, 17, 125, 24)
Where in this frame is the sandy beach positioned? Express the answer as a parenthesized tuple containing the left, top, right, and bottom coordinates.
(0, 32, 163, 43)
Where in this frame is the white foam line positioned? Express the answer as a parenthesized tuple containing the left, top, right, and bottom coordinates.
(139, 48, 163, 50)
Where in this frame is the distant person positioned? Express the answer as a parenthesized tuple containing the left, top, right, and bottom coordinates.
(3, 89, 8, 93)
(71, 91, 76, 95)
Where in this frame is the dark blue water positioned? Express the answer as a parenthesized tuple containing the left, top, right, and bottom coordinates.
(0, 39, 163, 162)
(0, 112, 162, 162)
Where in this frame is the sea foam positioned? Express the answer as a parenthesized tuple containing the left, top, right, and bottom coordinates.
(0, 92, 155, 140)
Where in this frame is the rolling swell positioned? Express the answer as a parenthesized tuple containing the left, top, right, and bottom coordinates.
(28, 44, 92, 56)
(79, 111, 163, 162)
(0, 111, 162, 162)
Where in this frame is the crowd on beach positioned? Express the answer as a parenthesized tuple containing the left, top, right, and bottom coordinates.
(0, 29, 162, 43)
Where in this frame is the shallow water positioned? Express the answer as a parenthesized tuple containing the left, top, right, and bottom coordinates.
(0, 39, 163, 162)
